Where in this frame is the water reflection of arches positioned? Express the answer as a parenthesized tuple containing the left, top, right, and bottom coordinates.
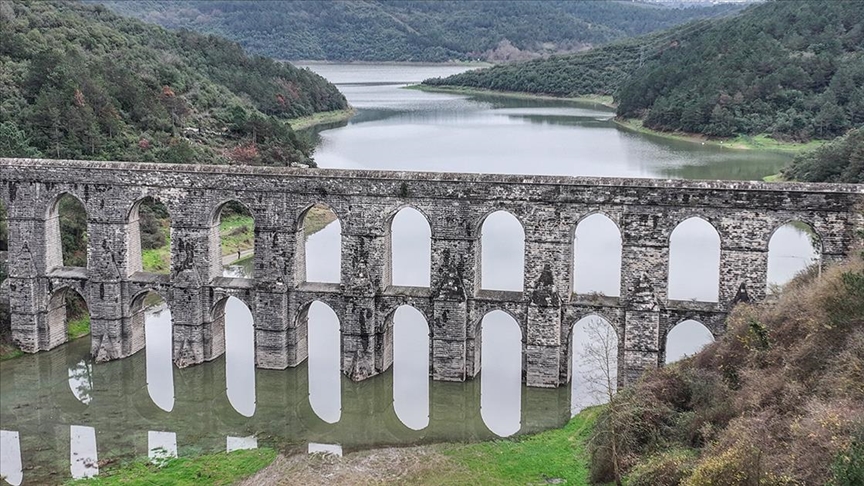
(479, 210, 525, 292)
(572, 213, 622, 296)
(210, 200, 255, 279)
(388, 305, 430, 430)
(668, 216, 720, 302)
(569, 315, 618, 416)
(213, 296, 256, 417)
(130, 290, 175, 412)
(301, 300, 342, 424)
(387, 206, 431, 288)
(126, 196, 171, 276)
(767, 220, 821, 292)
(297, 203, 342, 284)
(665, 319, 714, 364)
(479, 309, 522, 437)
(45, 192, 88, 270)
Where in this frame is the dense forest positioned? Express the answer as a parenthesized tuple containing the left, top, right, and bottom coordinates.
(0, 0, 348, 166)
(784, 128, 864, 184)
(427, 1, 864, 147)
(93, 0, 741, 62)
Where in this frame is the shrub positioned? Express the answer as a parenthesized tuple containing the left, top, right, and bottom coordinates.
(628, 448, 698, 486)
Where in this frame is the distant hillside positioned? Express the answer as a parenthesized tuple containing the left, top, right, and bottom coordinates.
(427, 1, 864, 143)
(93, 0, 742, 62)
(0, 0, 348, 166)
(784, 128, 864, 184)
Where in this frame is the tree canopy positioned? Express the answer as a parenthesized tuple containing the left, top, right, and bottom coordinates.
(0, 0, 348, 166)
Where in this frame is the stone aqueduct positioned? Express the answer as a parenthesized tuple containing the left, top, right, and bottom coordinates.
(1, 158, 862, 388)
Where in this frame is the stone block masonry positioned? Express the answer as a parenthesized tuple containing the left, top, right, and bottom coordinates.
(1, 158, 862, 388)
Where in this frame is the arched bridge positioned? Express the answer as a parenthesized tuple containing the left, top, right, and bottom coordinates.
(1, 158, 862, 387)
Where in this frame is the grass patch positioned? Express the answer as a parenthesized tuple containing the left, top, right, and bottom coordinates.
(288, 108, 356, 131)
(0, 342, 24, 361)
(67, 314, 90, 340)
(219, 214, 255, 257)
(142, 246, 170, 273)
(615, 118, 825, 153)
(66, 448, 277, 486)
(413, 406, 601, 485)
(408, 84, 616, 108)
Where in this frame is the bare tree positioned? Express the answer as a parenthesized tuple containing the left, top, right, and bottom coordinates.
(577, 318, 623, 486)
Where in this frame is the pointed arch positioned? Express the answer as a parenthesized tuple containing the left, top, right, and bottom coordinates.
(219, 296, 256, 417)
(126, 196, 171, 276)
(573, 213, 622, 296)
(479, 210, 525, 292)
(297, 203, 341, 284)
(388, 206, 431, 288)
(668, 216, 720, 302)
(210, 200, 255, 279)
(390, 305, 430, 430)
(480, 309, 522, 437)
(130, 290, 175, 412)
(46, 192, 88, 270)
(303, 300, 342, 424)
(47, 286, 89, 350)
(767, 220, 821, 292)
(570, 314, 618, 415)
(665, 319, 714, 364)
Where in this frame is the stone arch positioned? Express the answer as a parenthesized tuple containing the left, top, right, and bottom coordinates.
(213, 296, 256, 417)
(130, 289, 175, 412)
(301, 300, 343, 424)
(209, 199, 256, 280)
(45, 286, 89, 351)
(386, 206, 432, 288)
(668, 216, 721, 302)
(45, 192, 88, 271)
(569, 314, 619, 414)
(388, 304, 431, 431)
(664, 319, 714, 364)
(126, 196, 171, 276)
(477, 210, 525, 292)
(767, 220, 822, 291)
(572, 212, 622, 297)
(479, 309, 523, 437)
(296, 203, 342, 284)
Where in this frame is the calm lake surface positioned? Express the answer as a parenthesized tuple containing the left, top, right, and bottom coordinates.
(0, 64, 820, 485)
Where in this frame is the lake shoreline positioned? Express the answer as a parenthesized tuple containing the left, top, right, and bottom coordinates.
(288, 107, 357, 131)
(407, 84, 616, 109)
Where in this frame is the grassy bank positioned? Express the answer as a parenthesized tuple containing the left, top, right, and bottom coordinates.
(287, 108, 356, 131)
(408, 84, 616, 109)
(67, 315, 90, 340)
(239, 407, 602, 485)
(614, 118, 825, 153)
(67, 448, 277, 486)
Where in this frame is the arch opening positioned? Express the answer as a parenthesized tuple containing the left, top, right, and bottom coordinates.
(131, 290, 175, 412)
(127, 197, 170, 275)
(573, 214, 622, 296)
(668, 217, 720, 302)
(298, 204, 341, 284)
(767, 221, 821, 293)
(56, 287, 91, 404)
(570, 315, 618, 416)
(389, 207, 431, 288)
(480, 310, 522, 437)
(480, 211, 525, 292)
(46, 193, 88, 269)
(665, 319, 714, 364)
(392, 305, 430, 430)
(212, 201, 254, 279)
(219, 296, 256, 417)
(305, 300, 342, 424)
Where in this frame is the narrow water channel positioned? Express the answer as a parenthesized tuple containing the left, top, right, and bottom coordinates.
(0, 64, 821, 484)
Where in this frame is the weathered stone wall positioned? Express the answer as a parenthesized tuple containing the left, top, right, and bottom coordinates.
(1, 158, 862, 388)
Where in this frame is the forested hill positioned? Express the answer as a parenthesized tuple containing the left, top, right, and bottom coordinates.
(0, 0, 347, 166)
(426, 1, 864, 144)
(93, 1, 742, 62)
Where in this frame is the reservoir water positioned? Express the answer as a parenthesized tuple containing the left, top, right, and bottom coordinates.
(0, 64, 820, 484)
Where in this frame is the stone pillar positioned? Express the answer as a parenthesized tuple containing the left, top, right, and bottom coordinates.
(430, 238, 473, 381)
(6, 213, 43, 352)
(88, 220, 134, 362)
(719, 249, 767, 305)
(524, 236, 569, 388)
(170, 224, 210, 367)
(340, 206, 389, 380)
